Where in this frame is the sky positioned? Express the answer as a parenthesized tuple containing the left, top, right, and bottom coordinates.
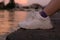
(3, 0, 51, 6)
(15, 0, 51, 6)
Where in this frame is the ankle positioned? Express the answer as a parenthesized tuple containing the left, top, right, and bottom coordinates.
(39, 11, 48, 18)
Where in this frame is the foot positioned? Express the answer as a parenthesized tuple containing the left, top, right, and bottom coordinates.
(19, 11, 53, 29)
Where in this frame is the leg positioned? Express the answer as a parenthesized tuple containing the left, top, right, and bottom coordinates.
(44, 0, 60, 16)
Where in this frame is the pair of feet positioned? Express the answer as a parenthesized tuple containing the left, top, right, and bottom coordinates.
(19, 11, 53, 29)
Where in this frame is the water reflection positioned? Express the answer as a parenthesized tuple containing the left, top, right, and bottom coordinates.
(0, 10, 27, 35)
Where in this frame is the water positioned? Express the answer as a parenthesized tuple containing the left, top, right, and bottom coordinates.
(0, 10, 28, 40)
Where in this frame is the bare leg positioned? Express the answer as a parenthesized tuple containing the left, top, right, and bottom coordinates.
(44, 0, 60, 16)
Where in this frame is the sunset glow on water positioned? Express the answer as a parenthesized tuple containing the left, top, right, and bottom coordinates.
(0, 0, 28, 35)
(0, 10, 27, 35)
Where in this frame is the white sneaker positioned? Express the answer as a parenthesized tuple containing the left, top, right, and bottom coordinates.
(35, 11, 53, 29)
(19, 11, 53, 29)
